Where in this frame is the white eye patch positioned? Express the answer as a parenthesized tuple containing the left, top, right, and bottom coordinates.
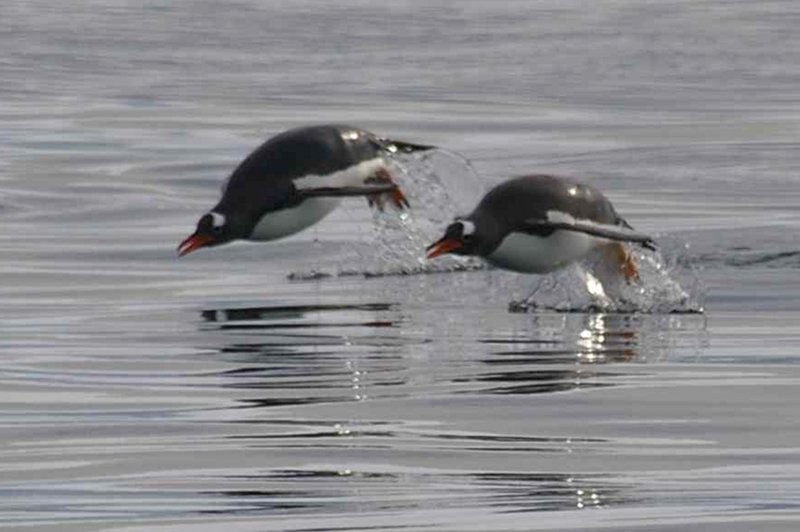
(460, 220, 476, 236)
(209, 211, 226, 228)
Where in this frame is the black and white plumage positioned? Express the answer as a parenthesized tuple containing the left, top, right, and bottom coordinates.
(178, 124, 434, 256)
(426, 174, 654, 279)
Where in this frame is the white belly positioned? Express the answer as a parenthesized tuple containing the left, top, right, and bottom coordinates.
(248, 197, 341, 241)
(247, 157, 387, 242)
(486, 230, 603, 274)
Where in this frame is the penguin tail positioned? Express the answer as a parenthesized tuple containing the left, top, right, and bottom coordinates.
(373, 136, 437, 154)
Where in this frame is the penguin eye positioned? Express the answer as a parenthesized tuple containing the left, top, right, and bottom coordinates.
(211, 224, 224, 235)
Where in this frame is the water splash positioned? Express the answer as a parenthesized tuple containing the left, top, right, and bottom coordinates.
(509, 235, 704, 314)
(289, 149, 487, 279)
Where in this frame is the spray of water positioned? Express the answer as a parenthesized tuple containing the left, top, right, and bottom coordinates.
(289, 149, 487, 279)
(509, 235, 704, 314)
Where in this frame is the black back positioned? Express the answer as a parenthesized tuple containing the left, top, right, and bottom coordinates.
(214, 124, 382, 218)
(472, 174, 621, 234)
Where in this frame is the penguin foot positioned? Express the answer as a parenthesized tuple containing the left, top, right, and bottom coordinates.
(366, 168, 410, 211)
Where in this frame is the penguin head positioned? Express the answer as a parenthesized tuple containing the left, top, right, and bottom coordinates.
(178, 211, 239, 256)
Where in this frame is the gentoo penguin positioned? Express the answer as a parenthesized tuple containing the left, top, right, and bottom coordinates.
(178, 124, 434, 256)
(426, 174, 655, 280)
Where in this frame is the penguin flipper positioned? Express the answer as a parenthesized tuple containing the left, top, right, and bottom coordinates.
(297, 184, 398, 198)
(522, 219, 656, 250)
(297, 184, 409, 211)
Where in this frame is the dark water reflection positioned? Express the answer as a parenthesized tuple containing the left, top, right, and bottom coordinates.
(201, 469, 632, 516)
(200, 303, 704, 406)
(201, 302, 398, 328)
(185, 297, 660, 521)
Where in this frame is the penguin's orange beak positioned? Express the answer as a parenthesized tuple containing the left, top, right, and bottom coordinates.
(426, 237, 463, 259)
(177, 233, 213, 257)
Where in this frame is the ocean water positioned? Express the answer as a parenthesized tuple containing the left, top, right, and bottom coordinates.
(2, 1, 800, 530)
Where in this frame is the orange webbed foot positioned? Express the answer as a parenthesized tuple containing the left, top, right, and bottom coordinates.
(366, 167, 409, 211)
(610, 242, 639, 283)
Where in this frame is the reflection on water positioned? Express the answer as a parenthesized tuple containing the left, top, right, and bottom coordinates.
(199, 302, 707, 408)
(0, 292, 713, 528)
(202, 469, 631, 516)
(201, 303, 398, 331)
(202, 303, 397, 322)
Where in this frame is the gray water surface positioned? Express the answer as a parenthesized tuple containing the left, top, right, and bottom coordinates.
(2, 1, 800, 530)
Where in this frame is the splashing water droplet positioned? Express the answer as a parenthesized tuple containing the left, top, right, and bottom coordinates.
(510, 235, 704, 314)
(290, 150, 488, 279)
